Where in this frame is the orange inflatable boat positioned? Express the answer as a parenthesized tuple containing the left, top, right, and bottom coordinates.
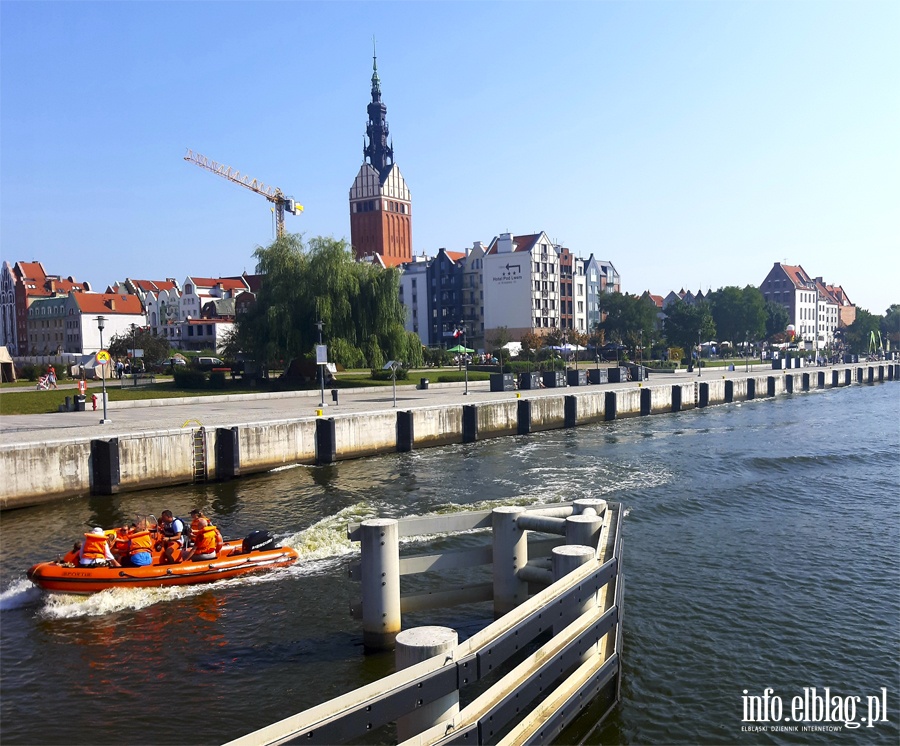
(27, 529, 299, 595)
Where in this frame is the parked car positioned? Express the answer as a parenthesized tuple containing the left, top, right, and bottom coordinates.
(197, 356, 225, 371)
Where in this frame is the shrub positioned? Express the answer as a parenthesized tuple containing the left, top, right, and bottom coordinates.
(370, 367, 409, 381)
(18, 363, 39, 381)
(209, 371, 227, 389)
(173, 366, 206, 389)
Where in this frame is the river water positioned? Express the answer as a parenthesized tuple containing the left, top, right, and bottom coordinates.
(1, 383, 898, 745)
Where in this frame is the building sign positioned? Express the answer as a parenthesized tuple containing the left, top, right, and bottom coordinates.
(490, 262, 523, 286)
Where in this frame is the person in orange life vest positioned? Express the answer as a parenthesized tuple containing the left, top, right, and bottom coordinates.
(110, 524, 134, 561)
(182, 523, 224, 562)
(157, 510, 187, 563)
(125, 525, 154, 567)
(78, 527, 120, 567)
(188, 509, 210, 545)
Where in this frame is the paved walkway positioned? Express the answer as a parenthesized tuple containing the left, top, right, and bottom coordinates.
(0, 364, 824, 447)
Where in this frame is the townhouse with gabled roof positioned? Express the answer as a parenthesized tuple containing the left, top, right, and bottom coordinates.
(483, 232, 559, 341)
(64, 292, 144, 354)
(584, 255, 620, 332)
(760, 262, 851, 351)
(0, 261, 93, 355)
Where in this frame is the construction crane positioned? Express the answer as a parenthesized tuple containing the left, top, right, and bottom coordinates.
(184, 149, 302, 237)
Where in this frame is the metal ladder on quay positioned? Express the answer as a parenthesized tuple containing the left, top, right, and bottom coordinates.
(192, 428, 207, 482)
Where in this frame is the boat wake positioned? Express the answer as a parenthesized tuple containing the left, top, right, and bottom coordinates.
(0, 578, 43, 611)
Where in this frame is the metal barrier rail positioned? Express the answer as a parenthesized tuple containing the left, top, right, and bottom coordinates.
(225, 503, 622, 746)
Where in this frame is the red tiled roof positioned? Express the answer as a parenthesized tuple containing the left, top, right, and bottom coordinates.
(445, 251, 466, 262)
(485, 234, 542, 256)
(187, 276, 249, 291)
(72, 293, 143, 315)
(14, 261, 47, 282)
(133, 279, 178, 292)
(779, 264, 811, 288)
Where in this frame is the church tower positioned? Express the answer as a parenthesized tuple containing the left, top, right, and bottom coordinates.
(349, 52, 412, 264)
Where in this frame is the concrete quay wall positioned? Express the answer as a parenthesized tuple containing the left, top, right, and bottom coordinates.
(2, 364, 896, 510)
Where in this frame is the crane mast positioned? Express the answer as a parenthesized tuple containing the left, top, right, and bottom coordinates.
(184, 149, 302, 236)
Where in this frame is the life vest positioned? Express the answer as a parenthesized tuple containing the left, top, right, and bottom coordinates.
(193, 525, 220, 555)
(128, 530, 154, 555)
(112, 528, 131, 555)
(161, 518, 185, 542)
(190, 516, 209, 542)
(81, 533, 109, 561)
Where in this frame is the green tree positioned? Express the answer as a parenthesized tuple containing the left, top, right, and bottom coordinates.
(663, 300, 716, 353)
(108, 326, 170, 366)
(597, 292, 657, 353)
(238, 233, 420, 370)
(488, 326, 512, 370)
(844, 309, 881, 354)
(764, 301, 790, 340)
(707, 285, 767, 346)
(881, 304, 900, 348)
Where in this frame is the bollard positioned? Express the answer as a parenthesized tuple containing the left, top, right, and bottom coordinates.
(462, 404, 478, 443)
(604, 391, 617, 421)
(566, 513, 602, 549)
(552, 545, 596, 640)
(698, 382, 709, 408)
(397, 410, 414, 453)
(395, 626, 460, 741)
(564, 395, 577, 428)
(640, 387, 651, 416)
(360, 519, 401, 651)
(517, 399, 532, 436)
(215, 426, 240, 480)
(672, 384, 683, 412)
(573, 498, 608, 516)
(492, 507, 528, 617)
(90, 438, 120, 496)
(315, 417, 336, 465)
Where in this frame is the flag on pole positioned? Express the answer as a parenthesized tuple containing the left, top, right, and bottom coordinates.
(453, 328, 462, 338)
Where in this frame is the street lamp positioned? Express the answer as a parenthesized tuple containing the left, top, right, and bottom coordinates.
(697, 329, 702, 378)
(130, 323, 137, 385)
(384, 360, 401, 407)
(96, 316, 110, 424)
(458, 322, 469, 396)
(316, 319, 325, 407)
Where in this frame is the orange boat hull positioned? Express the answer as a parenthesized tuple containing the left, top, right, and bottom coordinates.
(27, 539, 299, 595)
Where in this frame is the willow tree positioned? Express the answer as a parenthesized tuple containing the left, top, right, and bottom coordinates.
(239, 233, 418, 369)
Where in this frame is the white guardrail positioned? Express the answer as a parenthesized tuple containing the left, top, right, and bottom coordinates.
(225, 500, 624, 746)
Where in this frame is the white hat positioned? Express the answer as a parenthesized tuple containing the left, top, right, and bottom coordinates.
(90, 527, 105, 535)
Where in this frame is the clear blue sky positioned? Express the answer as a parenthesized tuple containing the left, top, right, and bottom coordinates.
(2, 1, 897, 315)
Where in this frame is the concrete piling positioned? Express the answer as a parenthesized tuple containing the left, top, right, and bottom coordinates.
(395, 626, 460, 741)
(360, 518, 401, 651)
(492, 506, 528, 616)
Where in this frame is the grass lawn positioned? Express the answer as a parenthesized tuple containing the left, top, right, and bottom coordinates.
(2, 367, 497, 416)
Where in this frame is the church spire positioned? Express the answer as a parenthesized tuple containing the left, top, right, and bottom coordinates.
(364, 42, 394, 179)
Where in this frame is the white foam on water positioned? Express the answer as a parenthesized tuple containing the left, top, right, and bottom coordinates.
(269, 463, 302, 473)
(0, 578, 43, 611)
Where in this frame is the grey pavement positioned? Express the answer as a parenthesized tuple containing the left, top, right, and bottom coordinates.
(0, 363, 806, 447)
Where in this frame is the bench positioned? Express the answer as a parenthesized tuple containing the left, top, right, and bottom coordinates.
(123, 372, 156, 387)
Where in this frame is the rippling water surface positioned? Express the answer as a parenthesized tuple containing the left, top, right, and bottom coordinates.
(1, 384, 897, 744)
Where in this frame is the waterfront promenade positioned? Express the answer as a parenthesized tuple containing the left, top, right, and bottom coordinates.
(0, 363, 775, 446)
(2, 361, 895, 510)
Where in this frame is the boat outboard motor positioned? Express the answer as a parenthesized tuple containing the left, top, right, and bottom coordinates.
(242, 530, 276, 553)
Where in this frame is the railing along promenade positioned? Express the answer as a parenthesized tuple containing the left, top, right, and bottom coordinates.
(1, 362, 897, 510)
(226, 499, 623, 745)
